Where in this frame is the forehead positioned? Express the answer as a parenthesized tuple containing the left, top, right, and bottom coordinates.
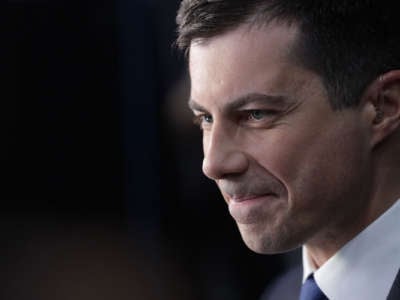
(190, 21, 299, 65)
(188, 23, 304, 108)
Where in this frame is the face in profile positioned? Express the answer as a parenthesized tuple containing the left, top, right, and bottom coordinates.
(188, 22, 372, 254)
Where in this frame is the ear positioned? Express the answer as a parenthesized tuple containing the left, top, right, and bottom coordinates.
(363, 70, 400, 147)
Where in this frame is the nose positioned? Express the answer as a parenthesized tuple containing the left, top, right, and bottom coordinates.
(202, 125, 249, 180)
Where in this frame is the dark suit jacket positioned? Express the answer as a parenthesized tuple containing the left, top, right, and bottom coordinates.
(388, 269, 400, 300)
(260, 265, 400, 300)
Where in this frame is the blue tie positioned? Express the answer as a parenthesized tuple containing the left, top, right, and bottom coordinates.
(299, 274, 329, 300)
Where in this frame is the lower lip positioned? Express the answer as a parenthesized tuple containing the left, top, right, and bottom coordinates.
(228, 195, 276, 224)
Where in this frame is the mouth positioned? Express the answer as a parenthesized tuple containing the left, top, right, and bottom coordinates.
(228, 193, 277, 203)
(227, 193, 279, 224)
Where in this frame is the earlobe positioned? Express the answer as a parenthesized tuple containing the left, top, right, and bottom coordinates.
(369, 70, 400, 147)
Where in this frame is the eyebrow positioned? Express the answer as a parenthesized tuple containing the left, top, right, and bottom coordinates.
(188, 93, 291, 113)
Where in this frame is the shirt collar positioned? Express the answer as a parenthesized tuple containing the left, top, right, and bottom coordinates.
(302, 199, 400, 300)
(302, 246, 315, 282)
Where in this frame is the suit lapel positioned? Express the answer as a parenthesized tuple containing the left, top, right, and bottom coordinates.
(387, 268, 400, 300)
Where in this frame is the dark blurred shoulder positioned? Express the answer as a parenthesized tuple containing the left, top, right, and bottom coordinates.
(260, 264, 302, 300)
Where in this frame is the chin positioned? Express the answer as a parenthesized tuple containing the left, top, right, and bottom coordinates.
(238, 223, 301, 254)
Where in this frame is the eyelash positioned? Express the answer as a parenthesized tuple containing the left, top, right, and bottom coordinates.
(245, 109, 276, 121)
(192, 109, 278, 130)
(239, 109, 281, 126)
(192, 114, 213, 128)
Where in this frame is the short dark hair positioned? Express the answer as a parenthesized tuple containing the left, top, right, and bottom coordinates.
(176, 0, 400, 109)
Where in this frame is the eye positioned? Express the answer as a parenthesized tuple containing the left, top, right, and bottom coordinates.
(246, 109, 277, 121)
(193, 114, 213, 129)
(203, 114, 213, 123)
(248, 110, 267, 120)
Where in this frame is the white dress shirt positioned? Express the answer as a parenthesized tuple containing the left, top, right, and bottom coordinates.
(302, 199, 400, 300)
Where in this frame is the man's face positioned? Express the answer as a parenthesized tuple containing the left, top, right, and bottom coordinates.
(188, 23, 372, 254)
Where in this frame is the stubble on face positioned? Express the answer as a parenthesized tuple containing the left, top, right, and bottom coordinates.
(189, 22, 372, 257)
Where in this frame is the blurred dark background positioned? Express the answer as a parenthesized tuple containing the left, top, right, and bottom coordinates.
(6, 1, 298, 299)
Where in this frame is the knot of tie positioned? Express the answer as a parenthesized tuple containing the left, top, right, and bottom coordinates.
(299, 274, 329, 300)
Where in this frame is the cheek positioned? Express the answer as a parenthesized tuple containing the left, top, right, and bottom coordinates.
(251, 123, 368, 202)
(249, 129, 317, 185)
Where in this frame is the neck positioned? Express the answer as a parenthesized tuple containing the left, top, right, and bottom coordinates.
(305, 214, 370, 268)
(306, 144, 400, 269)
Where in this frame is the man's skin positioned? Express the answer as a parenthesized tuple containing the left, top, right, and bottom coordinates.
(188, 21, 400, 268)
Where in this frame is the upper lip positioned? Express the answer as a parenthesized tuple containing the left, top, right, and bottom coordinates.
(218, 178, 281, 203)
